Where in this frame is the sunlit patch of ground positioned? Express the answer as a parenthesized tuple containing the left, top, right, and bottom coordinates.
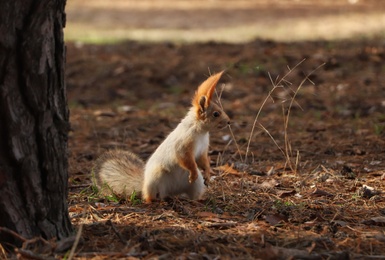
(65, 0, 385, 43)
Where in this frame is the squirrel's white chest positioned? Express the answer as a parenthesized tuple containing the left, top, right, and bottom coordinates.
(194, 133, 209, 158)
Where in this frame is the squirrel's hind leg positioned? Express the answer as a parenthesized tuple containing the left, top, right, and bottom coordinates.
(142, 182, 158, 203)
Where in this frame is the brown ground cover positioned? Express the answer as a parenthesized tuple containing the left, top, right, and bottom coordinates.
(66, 37, 385, 258)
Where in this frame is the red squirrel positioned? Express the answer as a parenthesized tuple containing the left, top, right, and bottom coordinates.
(93, 71, 230, 203)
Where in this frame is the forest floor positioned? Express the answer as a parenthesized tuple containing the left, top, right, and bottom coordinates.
(64, 0, 385, 259)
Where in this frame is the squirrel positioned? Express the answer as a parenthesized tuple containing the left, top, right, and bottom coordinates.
(92, 71, 230, 203)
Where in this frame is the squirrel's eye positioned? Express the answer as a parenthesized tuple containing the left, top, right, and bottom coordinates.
(213, 111, 220, 118)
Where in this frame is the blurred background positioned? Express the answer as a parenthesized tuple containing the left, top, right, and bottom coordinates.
(66, 3, 385, 256)
(65, 0, 385, 44)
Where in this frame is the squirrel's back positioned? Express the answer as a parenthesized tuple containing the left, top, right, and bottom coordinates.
(93, 150, 144, 197)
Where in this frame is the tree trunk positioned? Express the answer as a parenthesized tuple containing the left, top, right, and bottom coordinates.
(0, 0, 72, 246)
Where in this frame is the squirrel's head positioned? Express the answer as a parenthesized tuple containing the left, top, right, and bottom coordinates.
(192, 71, 230, 130)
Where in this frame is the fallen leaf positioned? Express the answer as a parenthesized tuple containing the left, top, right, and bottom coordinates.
(332, 220, 348, 227)
(265, 213, 288, 226)
(359, 184, 381, 198)
(261, 179, 279, 189)
(200, 220, 238, 229)
(277, 189, 296, 198)
(312, 188, 334, 197)
(362, 216, 385, 226)
(215, 163, 243, 175)
(196, 211, 217, 218)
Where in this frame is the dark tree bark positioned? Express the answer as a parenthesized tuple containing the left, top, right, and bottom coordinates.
(0, 0, 72, 246)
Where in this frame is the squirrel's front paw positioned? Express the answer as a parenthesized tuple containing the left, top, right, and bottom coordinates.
(203, 170, 210, 186)
(189, 172, 198, 183)
(203, 176, 210, 186)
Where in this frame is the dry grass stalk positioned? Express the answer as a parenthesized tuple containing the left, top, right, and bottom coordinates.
(244, 60, 324, 173)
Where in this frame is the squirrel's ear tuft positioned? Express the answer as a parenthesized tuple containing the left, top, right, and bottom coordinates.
(192, 70, 224, 110)
(198, 96, 207, 113)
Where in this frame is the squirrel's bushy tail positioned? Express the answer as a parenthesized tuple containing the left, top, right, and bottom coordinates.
(92, 150, 144, 197)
